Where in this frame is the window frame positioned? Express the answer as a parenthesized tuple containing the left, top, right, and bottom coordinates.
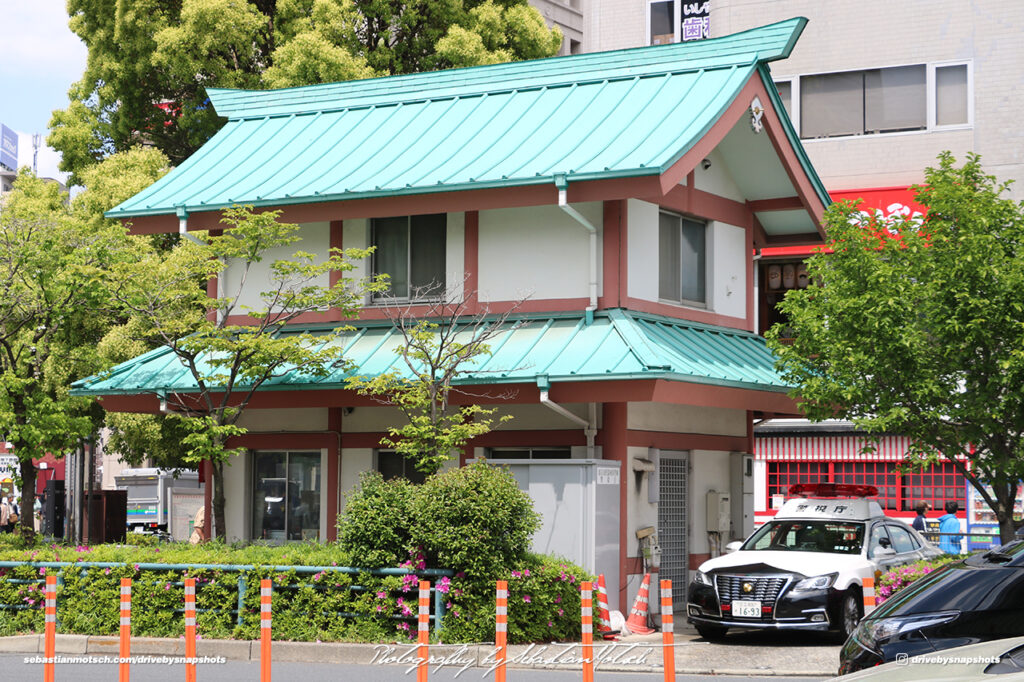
(370, 214, 447, 302)
(374, 449, 428, 484)
(250, 450, 322, 544)
(646, 0, 709, 45)
(658, 209, 709, 309)
(776, 59, 972, 141)
(486, 447, 573, 460)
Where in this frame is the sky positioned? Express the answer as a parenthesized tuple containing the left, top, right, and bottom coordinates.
(0, 2, 88, 182)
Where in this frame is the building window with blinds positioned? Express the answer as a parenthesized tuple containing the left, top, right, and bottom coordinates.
(371, 214, 446, 300)
(782, 61, 971, 139)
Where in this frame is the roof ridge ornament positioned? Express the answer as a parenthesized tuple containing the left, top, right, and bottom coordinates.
(750, 96, 764, 133)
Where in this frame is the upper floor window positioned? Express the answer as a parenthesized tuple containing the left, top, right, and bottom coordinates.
(658, 210, 706, 307)
(486, 447, 571, 460)
(372, 214, 446, 300)
(648, 0, 709, 45)
(775, 61, 971, 140)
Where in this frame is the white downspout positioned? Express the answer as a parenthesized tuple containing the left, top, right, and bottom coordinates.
(555, 174, 598, 324)
(538, 377, 597, 458)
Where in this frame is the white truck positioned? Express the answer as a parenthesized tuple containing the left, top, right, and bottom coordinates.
(114, 468, 201, 534)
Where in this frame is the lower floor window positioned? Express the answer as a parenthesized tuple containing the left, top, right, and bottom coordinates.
(252, 451, 321, 543)
(376, 450, 427, 484)
(767, 460, 966, 511)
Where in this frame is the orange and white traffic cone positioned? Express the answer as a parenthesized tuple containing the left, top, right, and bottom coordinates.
(596, 574, 620, 640)
(623, 573, 655, 635)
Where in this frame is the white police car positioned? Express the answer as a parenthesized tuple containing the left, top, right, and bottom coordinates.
(686, 483, 941, 640)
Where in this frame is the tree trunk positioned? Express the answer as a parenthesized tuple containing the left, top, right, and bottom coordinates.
(998, 514, 1018, 545)
(18, 458, 36, 536)
(212, 459, 226, 540)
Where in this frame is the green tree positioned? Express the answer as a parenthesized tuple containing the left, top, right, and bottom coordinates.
(52, 0, 562, 183)
(0, 154, 164, 533)
(346, 291, 518, 475)
(768, 152, 1024, 543)
(107, 206, 379, 537)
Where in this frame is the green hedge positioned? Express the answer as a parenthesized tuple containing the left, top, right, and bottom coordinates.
(0, 462, 594, 644)
(876, 556, 958, 604)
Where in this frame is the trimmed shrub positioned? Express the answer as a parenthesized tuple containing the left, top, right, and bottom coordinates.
(408, 460, 540, 577)
(876, 556, 958, 603)
(337, 471, 416, 567)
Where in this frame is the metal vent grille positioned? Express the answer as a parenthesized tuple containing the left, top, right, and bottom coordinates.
(715, 575, 788, 603)
(658, 453, 688, 607)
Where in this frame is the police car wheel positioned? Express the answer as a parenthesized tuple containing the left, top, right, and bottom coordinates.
(695, 623, 729, 640)
(839, 591, 861, 639)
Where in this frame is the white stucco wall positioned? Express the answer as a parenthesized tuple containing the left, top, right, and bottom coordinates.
(478, 203, 602, 302)
(709, 221, 747, 319)
(222, 222, 330, 313)
(693, 148, 745, 203)
(628, 403, 747, 436)
(626, 199, 660, 302)
(689, 450, 732, 557)
(237, 408, 328, 432)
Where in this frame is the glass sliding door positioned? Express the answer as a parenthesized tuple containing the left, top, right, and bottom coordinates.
(252, 451, 321, 543)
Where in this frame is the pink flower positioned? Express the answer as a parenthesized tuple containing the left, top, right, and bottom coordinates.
(554, 595, 561, 604)
(402, 604, 413, 617)
(548, 621, 554, 627)
(437, 577, 451, 594)
(376, 591, 387, 599)
(523, 595, 531, 603)
(558, 608, 564, 616)
(511, 570, 522, 578)
(523, 569, 531, 577)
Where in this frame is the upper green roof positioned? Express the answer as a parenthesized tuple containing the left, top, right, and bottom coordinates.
(70, 309, 791, 397)
(106, 18, 819, 220)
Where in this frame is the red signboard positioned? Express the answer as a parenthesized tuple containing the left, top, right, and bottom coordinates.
(761, 186, 926, 257)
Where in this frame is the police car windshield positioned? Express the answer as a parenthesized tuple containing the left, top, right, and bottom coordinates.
(741, 520, 865, 554)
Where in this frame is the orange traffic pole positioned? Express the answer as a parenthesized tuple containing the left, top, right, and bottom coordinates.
(185, 578, 197, 682)
(495, 581, 507, 682)
(120, 578, 131, 682)
(44, 574, 56, 682)
(581, 581, 594, 682)
(863, 577, 876, 616)
(418, 581, 430, 682)
(260, 579, 272, 682)
(660, 579, 675, 682)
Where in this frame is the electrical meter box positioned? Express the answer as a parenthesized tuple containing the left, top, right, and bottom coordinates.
(706, 490, 731, 534)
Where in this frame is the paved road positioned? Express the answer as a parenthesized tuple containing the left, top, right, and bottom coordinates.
(0, 655, 830, 682)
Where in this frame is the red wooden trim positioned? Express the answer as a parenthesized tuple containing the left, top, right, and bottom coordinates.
(623, 556, 644, 575)
(748, 197, 803, 212)
(761, 232, 824, 247)
(600, 201, 623, 309)
(124, 177, 665, 236)
(602, 402, 629, 607)
(327, 407, 341, 541)
(464, 211, 480, 314)
(339, 432, 390, 448)
(623, 296, 748, 329)
(651, 185, 752, 228)
(624, 430, 748, 452)
(618, 199, 629, 308)
(688, 553, 711, 570)
(327, 220, 345, 323)
(752, 215, 769, 249)
(747, 411, 755, 455)
(97, 378, 799, 414)
(206, 275, 218, 323)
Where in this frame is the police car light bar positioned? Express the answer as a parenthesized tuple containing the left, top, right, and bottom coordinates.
(788, 483, 878, 498)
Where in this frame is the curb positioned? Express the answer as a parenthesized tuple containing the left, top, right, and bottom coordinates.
(0, 634, 836, 676)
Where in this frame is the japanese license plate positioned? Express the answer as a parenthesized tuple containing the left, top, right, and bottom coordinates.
(732, 600, 761, 618)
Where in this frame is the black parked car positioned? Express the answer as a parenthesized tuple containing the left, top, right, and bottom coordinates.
(840, 540, 1024, 674)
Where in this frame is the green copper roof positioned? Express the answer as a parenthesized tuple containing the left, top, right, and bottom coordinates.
(106, 18, 816, 220)
(71, 310, 790, 397)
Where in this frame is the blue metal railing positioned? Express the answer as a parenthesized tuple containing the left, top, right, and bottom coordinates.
(0, 561, 453, 634)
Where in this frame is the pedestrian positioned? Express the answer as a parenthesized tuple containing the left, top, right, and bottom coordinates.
(912, 501, 931, 532)
(0, 497, 10, 534)
(938, 501, 963, 554)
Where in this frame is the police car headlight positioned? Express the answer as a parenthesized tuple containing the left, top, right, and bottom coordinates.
(791, 572, 837, 592)
(693, 570, 713, 586)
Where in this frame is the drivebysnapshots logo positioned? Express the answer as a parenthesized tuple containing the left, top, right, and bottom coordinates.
(23, 655, 227, 666)
(894, 653, 1000, 667)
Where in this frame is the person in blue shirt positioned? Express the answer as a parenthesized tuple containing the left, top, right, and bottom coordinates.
(938, 501, 963, 554)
